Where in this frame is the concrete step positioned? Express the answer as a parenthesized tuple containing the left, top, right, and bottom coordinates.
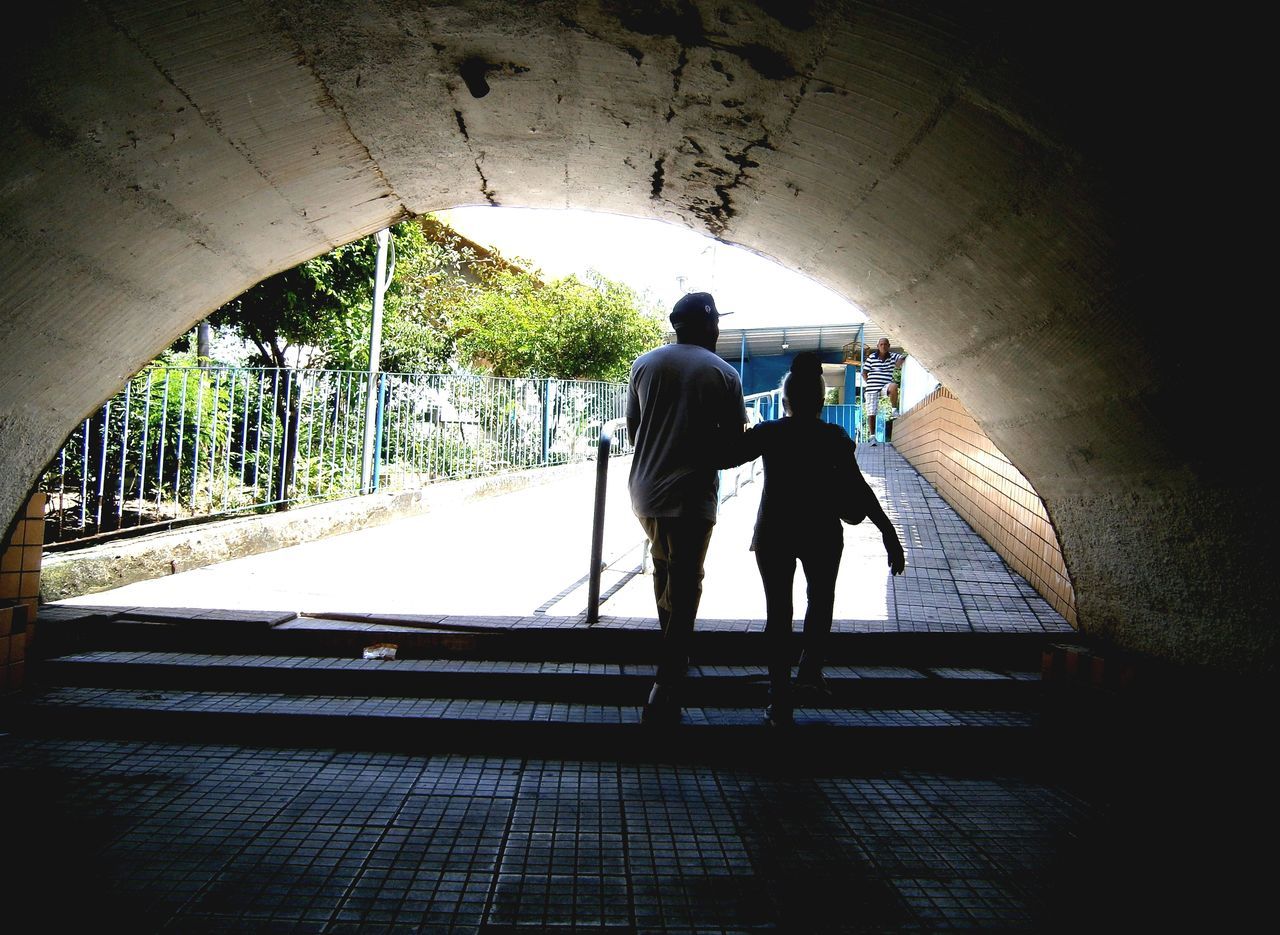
(34, 650, 1043, 708)
(0, 684, 1041, 766)
(33, 607, 1056, 670)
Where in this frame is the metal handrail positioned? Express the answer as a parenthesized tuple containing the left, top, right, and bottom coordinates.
(585, 430, 611, 624)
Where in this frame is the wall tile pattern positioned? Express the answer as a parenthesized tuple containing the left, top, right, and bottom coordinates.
(1, 492, 43, 693)
(892, 391, 1077, 626)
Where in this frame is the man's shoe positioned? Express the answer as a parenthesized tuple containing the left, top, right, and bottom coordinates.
(641, 702, 679, 726)
(641, 684, 681, 726)
(794, 673, 833, 703)
(764, 704, 793, 727)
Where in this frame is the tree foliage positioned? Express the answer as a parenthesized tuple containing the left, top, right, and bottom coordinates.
(453, 269, 663, 381)
(206, 215, 663, 381)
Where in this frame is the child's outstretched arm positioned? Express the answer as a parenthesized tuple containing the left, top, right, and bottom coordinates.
(865, 497, 906, 575)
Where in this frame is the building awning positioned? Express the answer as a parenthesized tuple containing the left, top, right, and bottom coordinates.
(665, 322, 895, 361)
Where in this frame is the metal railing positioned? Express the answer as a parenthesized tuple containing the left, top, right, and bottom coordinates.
(745, 390, 868, 442)
(40, 366, 631, 546)
(822, 403, 865, 442)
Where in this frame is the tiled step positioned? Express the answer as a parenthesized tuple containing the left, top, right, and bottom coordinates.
(1, 685, 1041, 765)
(33, 608, 1055, 669)
(35, 651, 1042, 708)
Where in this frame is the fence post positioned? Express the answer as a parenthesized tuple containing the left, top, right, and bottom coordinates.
(585, 431, 611, 624)
(541, 378, 552, 465)
(372, 373, 387, 492)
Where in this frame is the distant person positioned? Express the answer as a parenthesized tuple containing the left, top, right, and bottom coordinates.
(862, 338, 906, 445)
(627, 292, 747, 725)
(717, 352, 905, 726)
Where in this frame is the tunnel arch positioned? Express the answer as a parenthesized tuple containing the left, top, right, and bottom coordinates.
(1, 1, 1271, 674)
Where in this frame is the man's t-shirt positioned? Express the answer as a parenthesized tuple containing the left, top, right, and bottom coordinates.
(627, 343, 747, 521)
(863, 350, 903, 393)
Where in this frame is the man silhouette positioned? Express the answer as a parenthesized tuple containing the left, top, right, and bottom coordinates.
(627, 292, 747, 725)
(862, 337, 906, 445)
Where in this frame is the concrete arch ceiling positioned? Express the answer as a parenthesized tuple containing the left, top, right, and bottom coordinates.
(0, 1, 1271, 673)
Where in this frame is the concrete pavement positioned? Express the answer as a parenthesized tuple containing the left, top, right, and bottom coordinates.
(55, 447, 1070, 637)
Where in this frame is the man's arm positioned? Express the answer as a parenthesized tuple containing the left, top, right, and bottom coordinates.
(625, 366, 641, 442)
(711, 422, 763, 468)
(709, 372, 751, 467)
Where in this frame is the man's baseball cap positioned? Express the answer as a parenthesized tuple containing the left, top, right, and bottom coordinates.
(670, 292, 733, 329)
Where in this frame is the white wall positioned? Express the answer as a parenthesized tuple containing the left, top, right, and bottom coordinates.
(900, 356, 940, 413)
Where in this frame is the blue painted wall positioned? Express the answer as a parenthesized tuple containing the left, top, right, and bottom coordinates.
(729, 350, 846, 397)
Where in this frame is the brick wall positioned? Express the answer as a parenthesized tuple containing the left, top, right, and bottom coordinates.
(1, 491, 43, 693)
(892, 390, 1078, 626)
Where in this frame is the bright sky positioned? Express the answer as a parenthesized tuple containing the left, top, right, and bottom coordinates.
(436, 207, 865, 331)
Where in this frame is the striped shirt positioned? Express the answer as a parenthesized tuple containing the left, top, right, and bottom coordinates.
(863, 350, 903, 391)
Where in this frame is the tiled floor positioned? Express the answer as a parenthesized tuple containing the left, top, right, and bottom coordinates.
(3, 731, 1259, 932)
(13, 445, 1265, 930)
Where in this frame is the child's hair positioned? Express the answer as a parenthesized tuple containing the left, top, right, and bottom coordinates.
(782, 352, 826, 417)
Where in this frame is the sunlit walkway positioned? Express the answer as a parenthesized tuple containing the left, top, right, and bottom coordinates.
(53, 446, 1073, 638)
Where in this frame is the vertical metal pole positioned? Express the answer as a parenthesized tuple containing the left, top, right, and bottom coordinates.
(222, 370, 236, 511)
(177, 372, 190, 512)
(252, 370, 265, 499)
(116, 381, 131, 527)
(267, 371, 280, 503)
(79, 418, 89, 531)
(206, 369, 223, 511)
(57, 446, 66, 539)
(239, 369, 251, 489)
(337, 373, 348, 489)
(95, 402, 110, 531)
(299, 373, 314, 500)
(585, 431, 612, 624)
(192, 370, 205, 512)
(278, 371, 292, 503)
(156, 370, 171, 515)
(541, 378, 551, 465)
(312, 374, 327, 500)
(372, 373, 387, 492)
(362, 228, 392, 493)
(137, 371, 153, 525)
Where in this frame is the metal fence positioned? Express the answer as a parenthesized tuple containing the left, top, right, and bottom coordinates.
(41, 367, 631, 545)
(745, 391, 869, 443)
(821, 403, 865, 441)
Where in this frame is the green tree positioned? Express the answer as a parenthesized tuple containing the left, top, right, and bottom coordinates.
(453, 269, 663, 381)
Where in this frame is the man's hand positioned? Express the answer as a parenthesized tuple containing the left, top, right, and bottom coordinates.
(883, 530, 906, 575)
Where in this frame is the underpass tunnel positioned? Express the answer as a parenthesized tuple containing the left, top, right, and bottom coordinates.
(0, 2, 1271, 676)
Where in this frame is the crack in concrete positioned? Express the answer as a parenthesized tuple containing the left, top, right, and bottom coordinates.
(102, 4, 405, 252)
(454, 110, 469, 141)
(697, 134, 773, 237)
(474, 156, 498, 205)
(671, 45, 690, 99)
(808, 37, 993, 273)
(254, 7, 407, 233)
(558, 15, 645, 65)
